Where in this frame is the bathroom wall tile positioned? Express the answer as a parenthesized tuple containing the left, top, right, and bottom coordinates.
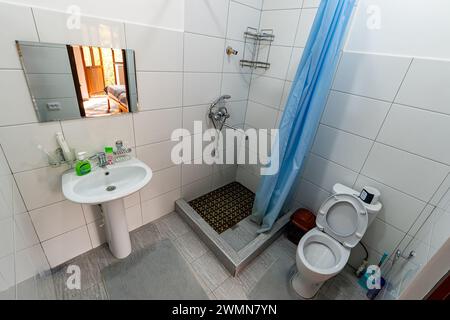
(395, 59, 450, 115)
(354, 175, 427, 233)
(254, 45, 292, 80)
(259, 9, 301, 47)
(14, 213, 40, 251)
(0, 70, 38, 126)
(181, 176, 213, 201)
(33, 9, 125, 48)
(236, 166, 260, 193)
(14, 166, 67, 211)
(183, 104, 211, 134)
(377, 104, 450, 165)
(223, 39, 252, 74)
(81, 204, 102, 224)
(183, 73, 222, 106)
(62, 114, 135, 155)
(30, 200, 85, 242)
(182, 162, 214, 186)
(302, 153, 358, 193)
(333, 52, 412, 101)
(124, 192, 140, 209)
(293, 179, 331, 213)
(141, 188, 181, 224)
(263, 0, 303, 10)
(235, 0, 263, 10)
(279, 81, 292, 110)
(249, 75, 284, 108)
(0, 218, 13, 258)
(185, 0, 230, 38)
(408, 205, 435, 237)
(125, 24, 183, 72)
(227, 100, 247, 126)
(245, 101, 278, 130)
(126, 204, 143, 231)
(363, 218, 405, 255)
(0, 165, 27, 217)
(294, 8, 317, 47)
(212, 165, 237, 189)
(321, 90, 391, 139)
(286, 47, 304, 81)
(184, 33, 225, 72)
(227, 1, 261, 41)
(429, 208, 450, 251)
(136, 72, 183, 110)
(87, 220, 106, 248)
(361, 143, 449, 202)
(311, 125, 372, 172)
(0, 121, 62, 173)
(42, 226, 92, 268)
(133, 108, 182, 146)
(0, 253, 15, 291)
(429, 173, 450, 207)
(0, 3, 39, 69)
(303, 0, 321, 8)
(135, 139, 178, 172)
(15, 244, 50, 284)
(140, 165, 181, 202)
(221, 73, 251, 101)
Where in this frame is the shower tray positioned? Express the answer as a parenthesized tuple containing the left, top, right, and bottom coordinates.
(176, 182, 290, 275)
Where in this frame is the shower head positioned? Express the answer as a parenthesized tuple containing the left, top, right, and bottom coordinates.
(211, 95, 231, 106)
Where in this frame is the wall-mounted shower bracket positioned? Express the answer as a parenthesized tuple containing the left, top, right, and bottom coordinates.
(240, 27, 275, 70)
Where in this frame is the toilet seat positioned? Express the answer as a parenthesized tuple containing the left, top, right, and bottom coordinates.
(316, 193, 368, 249)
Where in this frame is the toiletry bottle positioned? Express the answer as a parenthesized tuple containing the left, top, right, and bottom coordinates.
(56, 132, 74, 162)
(75, 152, 91, 176)
(105, 146, 114, 165)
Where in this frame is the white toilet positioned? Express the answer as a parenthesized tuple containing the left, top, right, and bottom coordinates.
(291, 183, 382, 298)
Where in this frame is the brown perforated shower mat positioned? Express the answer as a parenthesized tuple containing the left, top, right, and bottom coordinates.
(188, 182, 255, 234)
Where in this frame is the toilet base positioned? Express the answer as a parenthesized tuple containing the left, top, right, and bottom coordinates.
(291, 272, 324, 299)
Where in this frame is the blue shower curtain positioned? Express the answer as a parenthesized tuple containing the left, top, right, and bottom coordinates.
(251, 0, 356, 233)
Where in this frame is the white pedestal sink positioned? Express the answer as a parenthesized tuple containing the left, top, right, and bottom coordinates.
(62, 158, 152, 259)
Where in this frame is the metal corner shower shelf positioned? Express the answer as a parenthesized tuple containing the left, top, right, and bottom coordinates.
(240, 27, 275, 70)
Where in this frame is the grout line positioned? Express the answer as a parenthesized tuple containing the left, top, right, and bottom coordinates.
(30, 7, 41, 42)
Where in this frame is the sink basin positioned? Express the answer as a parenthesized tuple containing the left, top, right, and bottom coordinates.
(62, 157, 152, 204)
(62, 157, 152, 259)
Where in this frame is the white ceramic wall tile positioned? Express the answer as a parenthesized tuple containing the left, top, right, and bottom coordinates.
(354, 175, 427, 233)
(0, 121, 62, 173)
(126, 204, 143, 231)
(136, 72, 182, 110)
(280, 81, 292, 110)
(126, 24, 183, 72)
(249, 75, 284, 108)
(212, 165, 237, 189)
(15, 244, 49, 283)
(14, 213, 40, 251)
(260, 9, 301, 47)
(62, 114, 135, 155)
(294, 8, 317, 47)
(235, 166, 260, 192)
(87, 220, 106, 248)
(227, 1, 261, 41)
(183, 104, 210, 134)
(141, 188, 181, 224)
(430, 173, 450, 207)
(363, 218, 405, 255)
(254, 45, 292, 80)
(135, 140, 178, 172)
(234, 0, 263, 10)
(362, 143, 449, 202)
(302, 153, 358, 193)
(0, 218, 13, 258)
(182, 162, 214, 186)
(30, 200, 85, 242)
(293, 179, 331, 213)
(303, 0, 321, 8)
(81, 204, 102, 224)
(227, 100, 247, 126)
(0, 70, 38, 126)
(263, 0, 303, 10)
(378, 104, 450, 165)
(181, 176, 213, 201)
(0, 3, 39, 69)
(245, 101, 278, 130)
(311, 125, 372, 172)
(14, 166, 66, 211)
(133, 108, 182, 146)
(184, 33, 225, 72)
(33, 9, 125, 48)
(395, 59, 450, 115)
(286, 47, 304, 81)
(321, 90, 391, 139)
(140, 165, 181, 202)
(124, 192, 140, 209)
(429, 208, 450, 251)
(185, 0, 230, 38)
(333, 52, 412, 101)
(183, 73, 222, 106)
(221, 73, 251, 101)
(42, 226, 92, 268)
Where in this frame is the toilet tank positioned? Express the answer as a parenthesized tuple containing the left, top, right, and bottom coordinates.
(332, 183, 382, 226)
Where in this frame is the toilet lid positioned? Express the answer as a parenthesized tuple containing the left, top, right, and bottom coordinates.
(316, 194, 368, 248)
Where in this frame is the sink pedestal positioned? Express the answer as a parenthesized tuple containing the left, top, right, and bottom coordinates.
(101, 198, 131, 259)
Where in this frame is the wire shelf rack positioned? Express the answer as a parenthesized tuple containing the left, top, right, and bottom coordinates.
(240, 27, 275, 70)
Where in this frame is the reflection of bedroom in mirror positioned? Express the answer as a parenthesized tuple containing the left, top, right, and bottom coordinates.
(71, 45, 129, 117)
(16, 41, 138, 122)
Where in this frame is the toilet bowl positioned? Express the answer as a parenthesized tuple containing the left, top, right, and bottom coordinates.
(291, 183, 382, 299)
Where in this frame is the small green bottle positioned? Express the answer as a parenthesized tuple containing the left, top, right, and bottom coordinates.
(75, 151, 91, 176)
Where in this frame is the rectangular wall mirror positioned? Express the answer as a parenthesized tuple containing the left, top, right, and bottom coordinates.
(16, 41, 138, 122)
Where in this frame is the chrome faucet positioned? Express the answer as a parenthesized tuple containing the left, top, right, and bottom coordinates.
(90, 152, 107, 168)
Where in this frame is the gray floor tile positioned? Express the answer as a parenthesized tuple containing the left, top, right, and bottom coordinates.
(213, 277, 248, 300)
(173, 231, 209, 263)
(191, 252, 231, 291)
(155, 212, 191, 240)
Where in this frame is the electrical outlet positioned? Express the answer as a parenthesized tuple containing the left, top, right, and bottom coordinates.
(46, 102, 61, 111)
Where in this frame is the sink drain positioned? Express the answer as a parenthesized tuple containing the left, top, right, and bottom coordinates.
(106, 185, 116, 192)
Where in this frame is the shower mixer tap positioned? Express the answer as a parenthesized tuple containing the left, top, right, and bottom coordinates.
(209, 95, 231, 131)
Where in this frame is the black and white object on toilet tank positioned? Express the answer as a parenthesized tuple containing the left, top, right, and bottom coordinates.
(359, 186, 380, 205)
